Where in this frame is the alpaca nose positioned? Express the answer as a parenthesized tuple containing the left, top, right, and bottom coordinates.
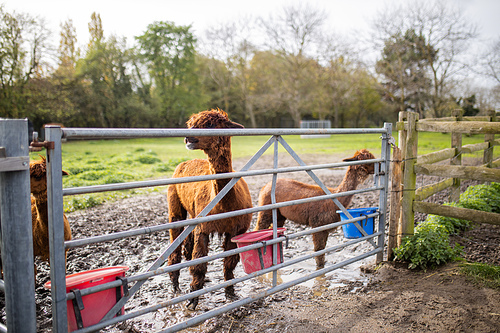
(185, 137, 199, 144)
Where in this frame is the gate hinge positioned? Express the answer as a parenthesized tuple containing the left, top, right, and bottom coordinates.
(29, 131, 54, 151)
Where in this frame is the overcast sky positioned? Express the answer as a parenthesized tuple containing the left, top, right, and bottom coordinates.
(3, 0, 499, 48)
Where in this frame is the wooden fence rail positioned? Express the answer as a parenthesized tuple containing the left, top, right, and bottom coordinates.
(388, 110, 500, 260)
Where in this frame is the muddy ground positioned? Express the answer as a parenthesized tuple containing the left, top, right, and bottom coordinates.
(25, 153, 500, 332)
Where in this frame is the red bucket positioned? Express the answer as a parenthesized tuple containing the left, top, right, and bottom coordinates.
(231, 228, 286, 274)
(45, 266, 129, 332)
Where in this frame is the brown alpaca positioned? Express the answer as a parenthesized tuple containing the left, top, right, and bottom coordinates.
(255, 149, 375, 268)
(167, 109, 252, 310)
(30, 157, 72, 274)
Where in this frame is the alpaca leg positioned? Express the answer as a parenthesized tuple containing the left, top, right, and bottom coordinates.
(312, 231, 329, 269)
(183, 232, 194, 261)
(167, 226, 184, 294)
(222, 232, 241, 299)
(187, 231, 209, 310)
(167, 187, 188, 294)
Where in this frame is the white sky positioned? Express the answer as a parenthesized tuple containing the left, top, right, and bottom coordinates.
(3, 0, 499, 49)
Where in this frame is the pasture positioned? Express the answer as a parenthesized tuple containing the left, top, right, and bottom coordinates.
(29, 132, 495, 212)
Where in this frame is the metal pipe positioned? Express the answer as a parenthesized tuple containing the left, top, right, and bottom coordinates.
(62, 127, 389, 140)
(62, 158, 383, 196)
(45, 126, 69, 333)
(65, 213, 381, 301)
(65, 186, 381, 249)
(73, 238, 381, 333)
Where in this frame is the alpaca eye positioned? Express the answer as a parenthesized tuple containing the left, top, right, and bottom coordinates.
(206, 123, 216, 129)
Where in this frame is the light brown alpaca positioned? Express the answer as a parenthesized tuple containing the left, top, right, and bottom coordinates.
(255, 149, 375, 268)
(30, 156, 72, 274)
(167, 109, 252, 310)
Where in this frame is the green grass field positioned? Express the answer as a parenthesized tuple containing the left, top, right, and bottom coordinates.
(29, 132, 497, 212)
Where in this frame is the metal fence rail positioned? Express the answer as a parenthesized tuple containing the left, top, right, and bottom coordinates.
(0, 121, 392, 332)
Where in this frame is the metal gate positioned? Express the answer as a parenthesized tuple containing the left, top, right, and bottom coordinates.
(0, 119, 392, 332)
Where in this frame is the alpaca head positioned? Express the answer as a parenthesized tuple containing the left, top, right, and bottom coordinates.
(342, 149, 376, 177)
(30, 156, 69, 195)
(184, 108, 244, 152)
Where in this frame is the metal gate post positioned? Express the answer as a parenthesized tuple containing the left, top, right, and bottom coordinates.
(0, 119, 37, 332)
(377, 123, 392, 263)
(45, 126, 69, 333)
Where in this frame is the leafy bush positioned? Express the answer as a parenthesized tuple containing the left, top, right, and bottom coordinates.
(394, 182, 499, 270)
(394, 223, 463, 270)
(459, 183, 500, 213)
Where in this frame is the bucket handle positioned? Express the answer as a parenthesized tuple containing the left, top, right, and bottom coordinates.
(256, 240, 284, 271)
(70, 288, 85, 329)
(257, 241, 266, 270)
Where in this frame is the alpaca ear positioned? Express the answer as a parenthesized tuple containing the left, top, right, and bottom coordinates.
(62, 170, 69, 176)
(228, 121, 244, 129)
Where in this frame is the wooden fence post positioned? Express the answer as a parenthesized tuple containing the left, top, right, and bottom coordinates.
(400, 111, 418, 242)
(388, 146, 402, 260)
(483, 109, 496, 168)
(450, 109, 463, 202)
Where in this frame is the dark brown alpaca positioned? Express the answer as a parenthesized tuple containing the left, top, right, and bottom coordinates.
(30, 157, 72, 274)
(167, 109, 252, 310)
(255, 149, 375, 268)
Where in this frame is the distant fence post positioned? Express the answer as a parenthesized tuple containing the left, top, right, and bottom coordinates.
(400, 111, 418, 241)
(450, 109, 463, 202)
(483, 109, 496, 168)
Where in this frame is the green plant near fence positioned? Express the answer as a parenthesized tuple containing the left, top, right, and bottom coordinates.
(394, 182, 500, 270)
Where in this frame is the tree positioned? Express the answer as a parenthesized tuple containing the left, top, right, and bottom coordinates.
(201, 19, 259, 127)
(479, 38, 500, 85)
(376, 29, 435, 117)
(136, 21, 202, 127)
(259, 3, 327, 127)
(55, 19, 79, 79)
(0, 5, 50, 119)
(372, 0, 478, 118)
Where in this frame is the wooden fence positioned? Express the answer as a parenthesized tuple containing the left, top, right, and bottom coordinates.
(388, 110, 500, 260)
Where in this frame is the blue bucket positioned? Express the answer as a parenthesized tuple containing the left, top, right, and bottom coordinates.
(337, 207, 378, 239)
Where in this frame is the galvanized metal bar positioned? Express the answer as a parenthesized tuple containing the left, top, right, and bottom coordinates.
(45, 126, 69, 333)
(66, 212, 381, 301)
(74, 235, 382, 333)
(0, 322, 7, 333)
(100, 135, 277, 322)
(61, 127, 388, 140)
(0, 119, 37, 333)
(377, 123, 393, 263)
(65, 186, 381, 249)
(62, 158, 382, 196)
(277, 136, 377, 246)
(271, 136, 279, 286)
(66, 210, 380, 301)
(159, 248, 383, 333)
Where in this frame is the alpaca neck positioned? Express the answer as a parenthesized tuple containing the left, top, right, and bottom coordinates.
(205, 146, 233, 194)
(32, 192, 49, 226)
(334, 167, 370, 209)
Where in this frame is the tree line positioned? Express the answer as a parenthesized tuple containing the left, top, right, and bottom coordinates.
(1, 1, 498, 134)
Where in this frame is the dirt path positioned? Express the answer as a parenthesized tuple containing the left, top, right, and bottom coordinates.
(202, 261, 500, 333)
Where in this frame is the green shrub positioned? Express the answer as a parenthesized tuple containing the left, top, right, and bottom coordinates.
(393, 223, 463, 270)
(393, 182, 499, 270)
(459, 183, 500, 213)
